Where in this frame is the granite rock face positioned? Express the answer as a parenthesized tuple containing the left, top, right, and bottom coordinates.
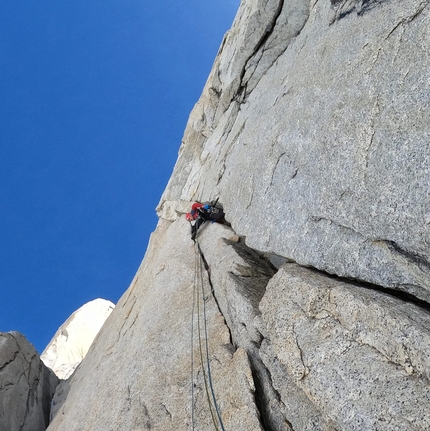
(41, 298, 114, 380)
(197, 224, 430, 430)
(161, 0, 430, 303)
(47, 218, 263, 431)
(45, 0, 430, 429)
(259, 264, 430, 430)
(0, 331, 58, 431)
(46, 215, 430, 430)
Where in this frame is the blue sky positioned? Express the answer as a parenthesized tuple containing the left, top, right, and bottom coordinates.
(0, 1, 239, 353)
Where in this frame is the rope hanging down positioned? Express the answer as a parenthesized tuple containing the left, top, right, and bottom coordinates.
(190, 239, 226, 431)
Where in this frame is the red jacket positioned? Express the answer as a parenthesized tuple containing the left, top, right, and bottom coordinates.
(186, 202, 204, 221)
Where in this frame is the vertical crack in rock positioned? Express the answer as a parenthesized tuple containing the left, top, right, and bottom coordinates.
(196, 241, 234, 347)
(118, 297, 138, 339)
(231, 0, 311, 103)
(24, 354, 40, 427)
(248, 349, 295, 431)
(292, 324, 308, 381)
(197, 230, 296, 430)
(269, 152, 286, 188)
(198, 222, 430, 429)
(363, 95, 381, 171)
(141, 401, 153, 430)
(242, 0, 311, 95)
(232, 0, 286, 103)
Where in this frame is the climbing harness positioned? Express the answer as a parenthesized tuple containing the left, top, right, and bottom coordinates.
(190, 239, 226, 431)
(186, 199, 227, 243)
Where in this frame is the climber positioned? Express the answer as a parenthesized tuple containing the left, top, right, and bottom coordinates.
(186, 201, 227, 242)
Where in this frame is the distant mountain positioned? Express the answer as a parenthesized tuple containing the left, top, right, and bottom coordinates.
(41, 298, 114, 380)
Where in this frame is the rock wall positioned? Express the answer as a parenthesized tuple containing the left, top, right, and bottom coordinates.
(161, 0, 430, 303)
(197, 223, 430, 430)
(46, 0, 430, 430)
(47, 219, 263, 431)
(0, 332, 58, 431)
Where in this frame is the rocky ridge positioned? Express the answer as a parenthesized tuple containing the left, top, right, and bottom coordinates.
(0, 332, 58, 431)
(42, 0, 430, 429)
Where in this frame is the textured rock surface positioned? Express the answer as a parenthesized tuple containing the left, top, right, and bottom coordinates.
(197, 224, 332, 431)
(161, 0, 430, 302)
(260, 264, 430, 430)
(42, 0, 430, 429)
(197, 225, 430, 429)
(47, 218, 263, 431)
(49, 379, 71, 423)
(0, 331, 58, 431)
(41, 298, 114, 379)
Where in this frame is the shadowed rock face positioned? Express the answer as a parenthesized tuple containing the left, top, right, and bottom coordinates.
(197, 224, 430, 430)
(44, 0, 430, 429)
(0, 332, 58, 431)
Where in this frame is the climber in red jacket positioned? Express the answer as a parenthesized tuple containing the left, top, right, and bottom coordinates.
(186, 202, 226, 241)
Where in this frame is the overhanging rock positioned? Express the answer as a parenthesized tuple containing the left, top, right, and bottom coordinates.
(197, 224, 430, 430)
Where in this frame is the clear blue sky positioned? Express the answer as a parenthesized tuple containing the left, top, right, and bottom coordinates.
(0, 0, 239, 353)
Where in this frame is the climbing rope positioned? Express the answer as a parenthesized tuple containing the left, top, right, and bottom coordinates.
(191, 249, 196, 431)
(197, 241, 226, 431)
(190, 239, 226, 431)
(191, 241, 219, 431)
(196, 244, 220, 431)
